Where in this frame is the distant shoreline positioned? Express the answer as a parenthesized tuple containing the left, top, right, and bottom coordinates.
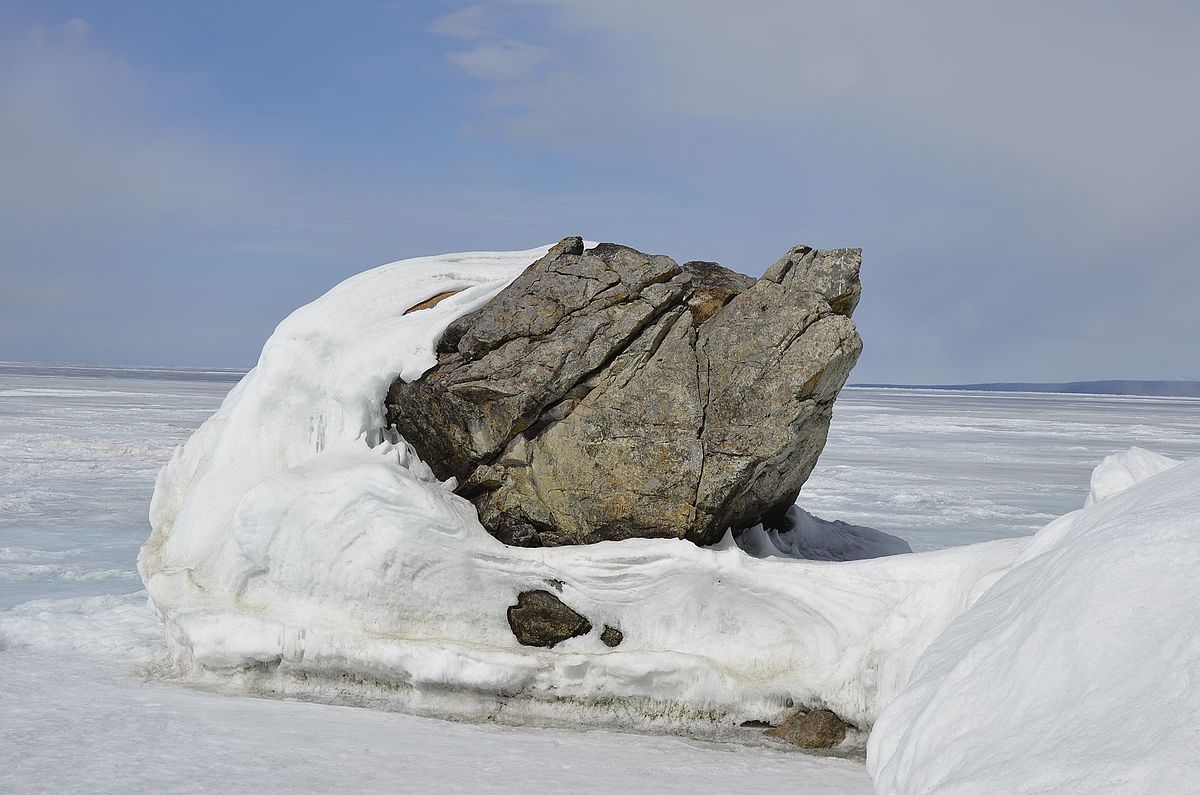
(4, 362, 1197, 398)
(0, 361, 247, 383)
(851, 380, 1200, 398)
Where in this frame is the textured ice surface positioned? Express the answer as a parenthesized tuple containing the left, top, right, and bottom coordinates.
(807, 387, 1200, 550)
(4, 359, 1200, 791)
(0, 364, 231, 609)
(0, 593, 872, 794)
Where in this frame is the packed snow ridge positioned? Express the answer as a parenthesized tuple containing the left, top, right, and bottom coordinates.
(869, 447, 1198, 792)
(139, 244, 1012, 731)
(139, 244, 1200, 791)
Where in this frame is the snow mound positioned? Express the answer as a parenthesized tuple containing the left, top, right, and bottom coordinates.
(868, 450, 1200, 792)
(0, 592, 163, 663)
(1084, 446, 1179, 506)
(140, 244, 1020, 733)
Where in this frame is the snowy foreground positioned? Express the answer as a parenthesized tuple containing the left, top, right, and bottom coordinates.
(870, 448, 1199, 791)
(1, 592, 870, 792)
(130, 246, 1200, 790)
(3, 261, 1200, 794)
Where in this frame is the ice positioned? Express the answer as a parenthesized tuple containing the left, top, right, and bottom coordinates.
(0, 363, 856, 794)
(867, 452, 1200, 792)
(140, 247, 1031, 735)
(0, 595, 872, 794)
(5, 307, 1200, 791)
(161, 434, 1018, 728)
(0, 364, 231, 608)
(805, 388, 1200, 550)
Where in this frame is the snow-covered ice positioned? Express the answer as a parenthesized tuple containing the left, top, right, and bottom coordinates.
(807, 387, 1200, 550)
(868, 449, 1200, 792)
(0, 363, 232, 609)
(3, 251, 1200, 792)
(1, 593, 872, 793)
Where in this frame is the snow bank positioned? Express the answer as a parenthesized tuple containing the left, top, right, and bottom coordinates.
(140, 244, 1021, 734)
(0, 596, 873, 795)
(1084, 445, 1179, 506)
(868, 451, 1199, 792)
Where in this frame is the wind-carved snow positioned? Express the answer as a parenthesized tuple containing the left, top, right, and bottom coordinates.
(721, 506, 914, 562)
(1083, 446, 1179, 506)
(868, 450, 1199, 792)
(139, 245, 1019, 733)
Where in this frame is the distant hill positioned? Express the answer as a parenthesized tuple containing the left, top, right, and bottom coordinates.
(851, 380, 1200, 398)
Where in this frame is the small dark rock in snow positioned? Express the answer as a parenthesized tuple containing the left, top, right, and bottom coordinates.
(764, 707, 848, 749)
(506, 589, 592, 648)
(600, 625, 623, 647)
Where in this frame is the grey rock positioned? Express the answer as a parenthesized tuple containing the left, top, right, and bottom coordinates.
(386, 236, 863, 547)
(506, 590, 593, 648)
(764, 707, 848, 749)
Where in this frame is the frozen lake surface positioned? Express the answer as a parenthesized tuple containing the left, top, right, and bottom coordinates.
(3, 363, 1199, 792)
(809, 386, 1200, 550)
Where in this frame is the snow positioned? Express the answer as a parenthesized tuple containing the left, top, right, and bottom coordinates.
(807, 388, 1200, 550)
(0, 364, 229, 610)
(5, 294, 1200, 792)
(140, 246, 1023, 735)
(0, 593, 872, 794)
(1084, 445, 1179, 506)
(868, 450, 1200, 793)
(1, 361, 877, 793)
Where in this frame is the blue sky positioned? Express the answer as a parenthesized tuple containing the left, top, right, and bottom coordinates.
(2, 1, 1197, 382)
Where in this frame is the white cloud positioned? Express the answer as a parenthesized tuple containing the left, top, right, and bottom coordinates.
(429, 4, 492, 40)
(434, 5, 550, 83)
(430, 0, 1200, 381)
(447, 40, 549, 82)
(446, 0, 1200, 230)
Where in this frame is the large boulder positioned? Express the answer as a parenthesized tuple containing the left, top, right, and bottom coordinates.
(385, 236, 863, 547)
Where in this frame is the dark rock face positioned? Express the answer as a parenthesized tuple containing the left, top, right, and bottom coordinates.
(600, 625, 624, 647)
(764, 708, 848, 749)
(506, 590, 592, 647)
(386, 236, 863, 547)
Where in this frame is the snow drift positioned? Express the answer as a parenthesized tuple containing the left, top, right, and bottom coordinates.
(139, 244, 1023, 733)
(868, 449, 1199, 792)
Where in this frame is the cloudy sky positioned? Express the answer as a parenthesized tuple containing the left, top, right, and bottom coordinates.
(2, 1, 1197, 382)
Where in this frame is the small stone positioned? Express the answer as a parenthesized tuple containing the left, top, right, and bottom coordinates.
(506, 589, 592, 647)
(764, 708, 847, 749)
(600, 625, 623, 647)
